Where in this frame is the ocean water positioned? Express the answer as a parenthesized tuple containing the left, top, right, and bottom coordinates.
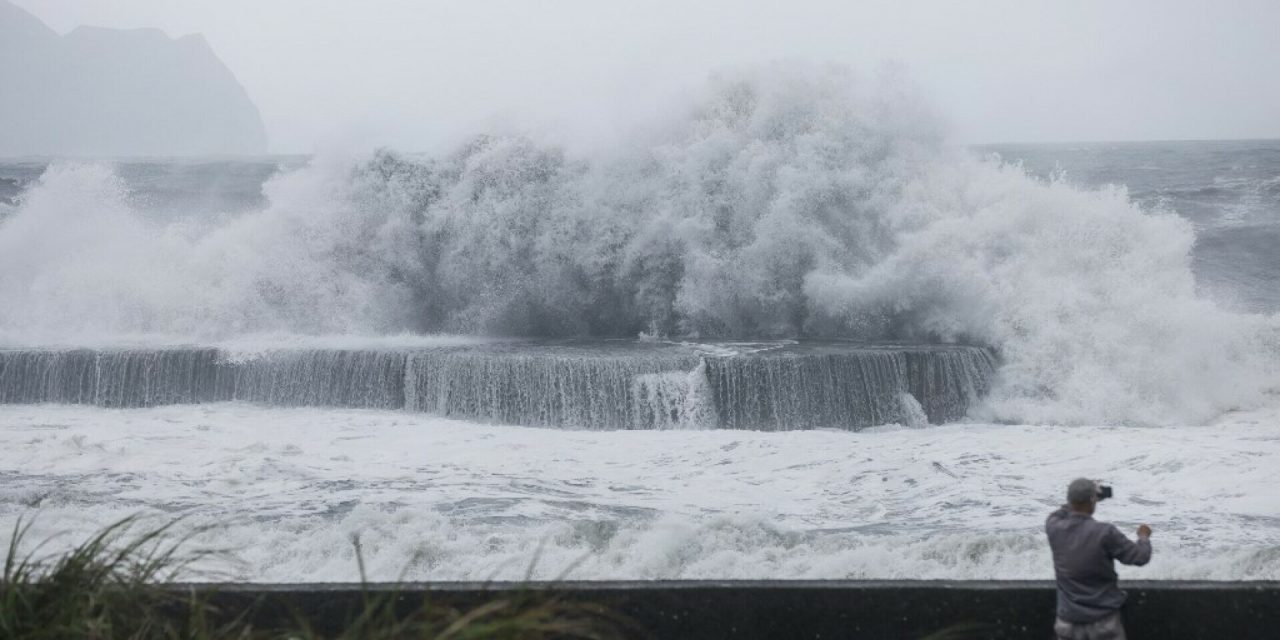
(1, 403, 1276, 581)
(981, 140, 1280, 314)
(0, 67, 1277, 581)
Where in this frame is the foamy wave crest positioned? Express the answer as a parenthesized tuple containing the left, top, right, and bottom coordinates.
(0, 158, 424, 341)
(804, 160, 1280, 424)
(0, 63, 1275, 424)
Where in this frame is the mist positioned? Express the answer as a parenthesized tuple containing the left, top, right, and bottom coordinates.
(14, 0, 1280, 154)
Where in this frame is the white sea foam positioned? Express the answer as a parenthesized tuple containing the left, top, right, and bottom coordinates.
(1, 404, 1276, 582)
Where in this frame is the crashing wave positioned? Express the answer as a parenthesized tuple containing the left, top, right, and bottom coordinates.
(0, 63, 1275, 424)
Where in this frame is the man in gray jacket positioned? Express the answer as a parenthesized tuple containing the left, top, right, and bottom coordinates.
(1045, 478, 1152, 640)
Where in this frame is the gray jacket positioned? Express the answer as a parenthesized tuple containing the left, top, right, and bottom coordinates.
(1045, 507, 1152, 623)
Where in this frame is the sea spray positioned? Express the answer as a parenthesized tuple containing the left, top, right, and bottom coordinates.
(804, 161, 1280, 424)
(0, 64, 1275, 425)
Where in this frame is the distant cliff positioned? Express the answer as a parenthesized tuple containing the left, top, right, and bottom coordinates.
(0, 1, 267, 156)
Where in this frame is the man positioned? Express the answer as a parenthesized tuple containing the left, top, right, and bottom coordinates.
(1045, 478, 1152, 640)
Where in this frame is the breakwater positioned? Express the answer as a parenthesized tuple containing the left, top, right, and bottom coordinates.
(0, 342, 996, 429)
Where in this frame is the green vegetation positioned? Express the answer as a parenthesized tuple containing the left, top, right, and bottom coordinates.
(1, 516, 986, 639)
(1, 517, 634, 639)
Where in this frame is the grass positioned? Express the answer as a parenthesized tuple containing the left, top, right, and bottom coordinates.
(0, 517, 637, 639)
(0, 516, 988, 639)
(1, 516, 226, 639)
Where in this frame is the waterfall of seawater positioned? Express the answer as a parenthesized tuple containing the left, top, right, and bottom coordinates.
(0, 349, 222, 407)
(404, 344, 717, 429)
(706, 345, 997, 429)
(0, 343, 995, 429)
(0, 349, 405, 408)
(225, 350, 406, 408)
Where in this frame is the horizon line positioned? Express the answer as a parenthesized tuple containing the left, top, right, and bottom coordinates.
(4, 136, 1279, 162)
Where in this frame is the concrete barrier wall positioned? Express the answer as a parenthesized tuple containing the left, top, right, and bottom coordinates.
(181, 580, 1280, 640)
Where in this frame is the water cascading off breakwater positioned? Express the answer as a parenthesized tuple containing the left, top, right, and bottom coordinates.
(0, 342, 996, 429)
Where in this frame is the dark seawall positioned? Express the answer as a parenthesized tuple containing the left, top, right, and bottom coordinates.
(0, 342, 996, 429)
(180, 580, 1280, 640)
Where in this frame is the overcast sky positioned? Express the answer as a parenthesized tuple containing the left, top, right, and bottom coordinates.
(16, 0, 1280, 153)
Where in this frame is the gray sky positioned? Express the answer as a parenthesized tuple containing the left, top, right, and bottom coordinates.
(16, 0, 1280, 153)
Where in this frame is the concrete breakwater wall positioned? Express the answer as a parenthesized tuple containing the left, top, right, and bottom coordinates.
(181, 580, 1280, 640)
(0, 342, 996, 429)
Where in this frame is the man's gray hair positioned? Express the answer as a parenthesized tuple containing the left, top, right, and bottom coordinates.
(1067, 478, 1098, 505)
